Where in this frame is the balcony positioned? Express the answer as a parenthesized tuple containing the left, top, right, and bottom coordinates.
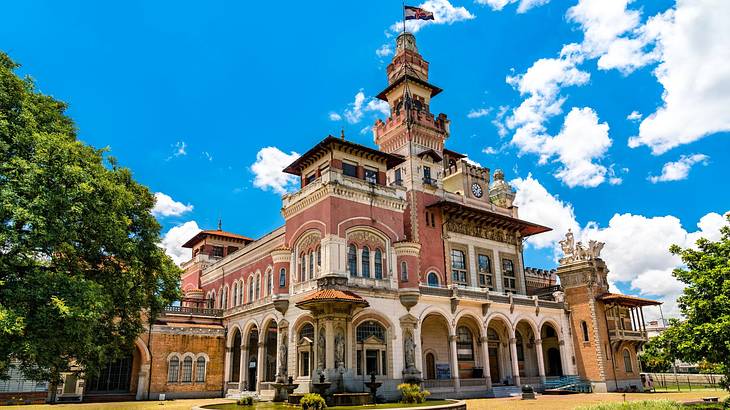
(608, 329, 648, 342)
(418, 284, 565, 310)
(163, 305, 223, 317)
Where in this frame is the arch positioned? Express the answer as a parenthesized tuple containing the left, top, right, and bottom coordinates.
(421, 312, 452, 380)
(290, 313, 316, 338)
(538, 318, 564, 342)
(417, 305, 453, 329)
(427, 271, 440, 287)
(454, 310, 485, 337)
(338, 217, 401, 242)
(242, 319, 262, 341)
(227, 324, 243, 347)
(287, 223, 326, 248)
(134, 337, 151, 364)
(513, 316, 539, 337)
(230, 328, 242, 383)
(484, 312, 515, 338)
(623, 348, 634, 373)
(514, 318, 540, 378)
(260, 314, 280, 334)
(352, 309, 397, 333)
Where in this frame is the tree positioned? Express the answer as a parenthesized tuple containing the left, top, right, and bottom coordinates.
(656, 214, 730, 391)
(0, 52, 180, 400)
(639, 337, 672, 373)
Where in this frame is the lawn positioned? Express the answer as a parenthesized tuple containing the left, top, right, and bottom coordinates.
(203, 401, 454, 410)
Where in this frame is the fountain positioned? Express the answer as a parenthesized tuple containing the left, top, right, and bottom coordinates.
(272, 375, 299, 403)
(364, 373, 383, 404)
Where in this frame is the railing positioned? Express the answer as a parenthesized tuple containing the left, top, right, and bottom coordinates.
(422, 379, 456, 389)
(348, 276, 393, 289)
(543, 375, 592, 393)
(163, 305, 223, 317)
(608, 329, 647, 341)
(422, 177, 438, 187)
(417, 284, 565, 309)
(528, 285, 562, 298)
(292, 279, 318, 294)
(226, 295, 273, 316)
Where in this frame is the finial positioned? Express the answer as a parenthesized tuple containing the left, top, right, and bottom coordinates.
(340, 128, 345, 140)
(217, 217, 222, 231)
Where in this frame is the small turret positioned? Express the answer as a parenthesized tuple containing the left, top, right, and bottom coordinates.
(489, 169, 516, 208)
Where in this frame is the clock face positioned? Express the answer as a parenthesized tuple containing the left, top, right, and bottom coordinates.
(471, 182, 483, 198)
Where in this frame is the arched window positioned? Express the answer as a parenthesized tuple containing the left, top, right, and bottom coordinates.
(348, 245, 357, 276)
(456, 326, 474, 360)
(400, 261, 408, 281)
(181, 357, 193, 382)
(309, 252, 314, 280)
(362, 247, 370, 278)
(248, 278, 254, 303)
(279, 268, 286, 288)
(316, 246, 321, 270)
(268, 272, 273, 295)
(209, 290, 216, 309)
(221, 287, 228, 309)
(356, 321, 386, 342)
(300, 323, 314, 341)
(581, 321, 589, 342)
(427, 272, 439, 287)
(374, 249, 383, 279)
(232, 282, 238, 306)
(623, 349, 633, 373)
(195, 357, 206, 383)
(238, 282, 243, 306)
(298, 323, 315, 377)
(255, 275, 261, 299)
(167, 356, 179, 383)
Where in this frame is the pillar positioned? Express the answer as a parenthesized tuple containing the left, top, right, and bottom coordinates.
(325, 321, 335, 372)
(257, 341, 265, 391)
(509, 337, 521, 386)
(480, 336, 492, 390)
(535, 338, 546, 384)
(135, 364, 150, 400)
(239, 344, 246, 390)
(224, 347, 231, 387)
(449, 334, 461, 391)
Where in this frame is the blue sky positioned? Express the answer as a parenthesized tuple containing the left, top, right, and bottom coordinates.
(2, 0, 728, 317)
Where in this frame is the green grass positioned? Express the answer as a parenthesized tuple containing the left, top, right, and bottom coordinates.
(576, 399, 727, 410)
(203, 400, 454, 410)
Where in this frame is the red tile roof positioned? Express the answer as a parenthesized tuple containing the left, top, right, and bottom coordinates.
(296, 289, 369, 307)
(182, 229, 254, 248)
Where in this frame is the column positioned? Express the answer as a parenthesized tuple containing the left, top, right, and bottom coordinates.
(241, 344, 249, 390)
(480, 336, 492, 390)
(535, 338, 546, 384)
(467, 244, 478, 287)
(449, 334, 461, 391)
(257, 341, 265, 391)
(509, 337, 521, 386)
(223, 347, 231, 387)
(239, 344, 246, 390)
(325, 321, 335, 372)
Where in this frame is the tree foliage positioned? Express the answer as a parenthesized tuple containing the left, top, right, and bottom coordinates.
(639, 337, 672, 373)
(655, 215, 730, 391)
(0, 51, 180, 389)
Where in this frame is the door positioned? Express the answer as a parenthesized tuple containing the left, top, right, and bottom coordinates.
(425, 353, 435, 380)
(248, 357, 257, 391)
(86, 354, 133, 393)
(547, 348, 563, 376)
(488, 345, 500, 383)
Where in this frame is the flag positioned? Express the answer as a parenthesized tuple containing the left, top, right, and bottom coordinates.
(404, 6, 435, 21)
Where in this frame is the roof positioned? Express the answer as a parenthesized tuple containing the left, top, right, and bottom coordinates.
(283, 136, 405, 176)
(443, 148, 467, 159)
(417, 149, 443, 162)
(295, 289, 369, 308)
(427, 200, 552, 237)
(376, 74, 443, 101)
(598, 292, 662, 307)
(182, 229, 254, 248)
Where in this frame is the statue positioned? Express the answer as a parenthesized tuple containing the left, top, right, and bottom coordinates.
(317, 328, 326, 370)
(335, 329, 345, 368)
(404, 331, 416, 370)
(559, 230, 605, 265)
(278, 335, 288, 374)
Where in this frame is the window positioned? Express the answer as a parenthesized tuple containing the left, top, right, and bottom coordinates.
(451, 249, 468, 284)
(255, 275, 260, 299)
(248, 278, 254, 303)
(211, 246, 224, 258)
(279, 268, 286, 288)
(228, 246, 238, 254)
(427, 272, 439, 287)
(423, 166, 432, 182)
(182, 357, 193, 382)
(305, 172, 316, 184)
(374, 249, 383, 279)
(300, 323, 314, 341)
(394, 168, 402, 185)
(623, 349, 633, 373)
(478, 254, 493, 289)
(364, 168, 378, 184)
(581, 321, 590, 342)
(238, 283, 243, 306)
(400, 261, 408, 281)
(343, 162, 358, 178)
(168, 357, 179, 383)
(502, 258, 516, 292)
(361, 247, 370, 278)
(348, 245, 357, 276)
(456, 326, 474, 361)
(221, 287, 228, 309)
(195, 357, 206, 383)
(356, 321, 387, 376)
(309, 252, 314, 280)
(300, 352, 310, 377)
(316, 246, 321, 269)
(357, 321, 386, 342)
(267, 272, 273, 295)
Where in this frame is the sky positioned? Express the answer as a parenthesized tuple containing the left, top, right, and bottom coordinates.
(2, 0, 728, 319)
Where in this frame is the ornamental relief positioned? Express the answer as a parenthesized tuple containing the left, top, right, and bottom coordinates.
(296, 231, 322, 252)
(347, 230, 386, 250)
(444, 220, 519, 245)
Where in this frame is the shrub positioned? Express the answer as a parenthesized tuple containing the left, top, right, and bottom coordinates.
(237, 396, 254, 406)
(397, 383, 430, 404)
(300, 393, 326, 410)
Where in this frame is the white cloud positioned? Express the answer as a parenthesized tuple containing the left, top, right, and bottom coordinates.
(167, 141, 187, 160)
(388, 0, 475, 34)
(376, 44, 393, 58)
(648, 153, 709, 183)
(328, 112, 342, 121)
(152, 192, 193, 217)
(566, 0, 641, 59)
(463, 157, 482, 167)
(250, 147, 301, 195)
(160, 220, 201, 265)
(341, 90, 390, 124)
(630, 0, 730, 154)
(626, 111, 642, 121)
(202, 151, 213, 161)
(467, 107, 492, 118)
(476, 0, 550, 13)
(513, 174, 729, 318)
(359, 126, 372, 135)
(482, 146, 497, 154)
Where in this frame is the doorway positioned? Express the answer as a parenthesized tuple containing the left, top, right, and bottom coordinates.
(425, 353, 435, 380)
(547, 347, 563, 376)
(248, 356, 257, 391)
(488, 345, 500, 384)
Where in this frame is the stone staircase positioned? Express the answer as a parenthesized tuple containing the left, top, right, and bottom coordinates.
(491, 385, 522, 398)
